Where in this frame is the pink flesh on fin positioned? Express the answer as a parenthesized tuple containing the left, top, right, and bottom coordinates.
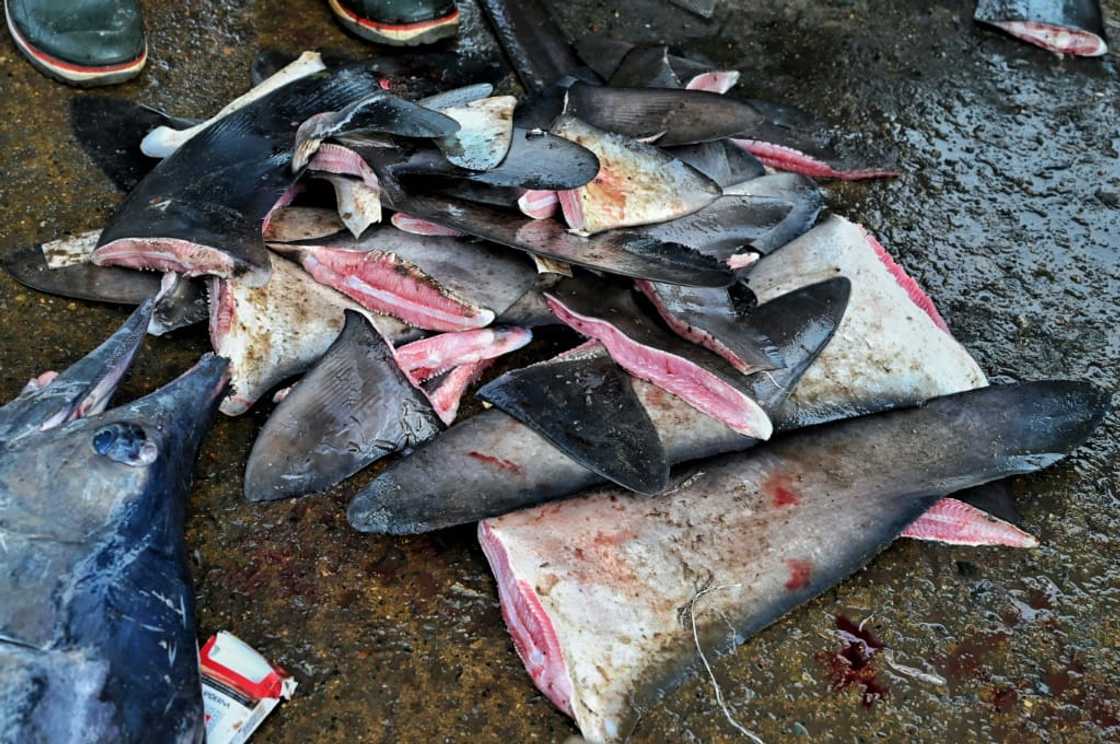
(260, 182, 303, 236)
(634, 279, 762, 376)
(309, 143, 381, 189)
(992, 21, 1107, 56)
(21, 371, 59, 394)
(727, 251, 759, 270)
(390, 212, 465, 237)
(478, 521, 575, 717)
(394, 326, 532, 384)
(685, 70, 740, 94)
(518, 189, 559, 220)
(206, 277, 234, 352)
(545, 293, 773, 439)
(296, 247, 493, 332)
(861, 229, 951, 333)
(426, 358, 494, 425)
(556, 189, 586, 231)
(730, 138, 899, 181)
(902, 497, 1038, 548)
(92, 238, 240, 279)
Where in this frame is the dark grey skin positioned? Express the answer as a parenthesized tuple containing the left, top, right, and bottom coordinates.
(244, 311, 440, 502)
(725, 173, 825, 256)
(476, 0, 598, 94)
(347, 278, 849, 533)
(2, 245, 208, 333)
(0, 351, 229, 743)
(637, 281, 785, 371)
(667, 140, 766, 188)
(478, 347, 670, 495)
(292, 92, 461, 171)
(608, 45, 682, 89)
(148, 274, 209, 336)
(0, 299, 153, 446)
(377, 190, 735, 288)
(68, 97, 195, 193)
(563, 82, 772, 148)
(352, 127, 601, 192)
(626, 195, 795, 263)
(975, 0, 1107, 38)
(2, 243, 162, 306)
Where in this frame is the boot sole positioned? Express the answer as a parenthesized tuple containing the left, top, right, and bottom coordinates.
(5, 2, 146, 87)
(329, 0, 459, 46)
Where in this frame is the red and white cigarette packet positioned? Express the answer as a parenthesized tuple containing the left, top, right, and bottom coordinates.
(200, 632, 298, 744)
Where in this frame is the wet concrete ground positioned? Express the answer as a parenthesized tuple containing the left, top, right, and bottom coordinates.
(1, 0, 1118, 741)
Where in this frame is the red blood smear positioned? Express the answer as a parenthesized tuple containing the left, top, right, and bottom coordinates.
(817, 614, 888, 707)
(784, 559, 812, 590)
(467, 451, 523, 475)
(764, 472, 801, 507)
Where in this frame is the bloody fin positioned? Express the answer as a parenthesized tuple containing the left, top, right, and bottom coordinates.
(551, 115, 721, 233)
(478, 380, 1109, 739)
(421, 359, 494, 426)
(545, 276, 773, 439)
(272, 223, 536, 328)
(209, 254, 414, 416)
(395, 326, 532, 385)
(901, 496, 1037, 548)
(244, 311, 440, 502)
(479, 349, 670, 495)
(750, 216, 987, 429)
(974, 0, 1108, 56)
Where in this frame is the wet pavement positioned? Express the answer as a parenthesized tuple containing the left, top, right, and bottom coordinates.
(1, 0, 1118, 741)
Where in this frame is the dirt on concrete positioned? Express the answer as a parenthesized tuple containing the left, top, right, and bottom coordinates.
(0, 1, 1117, 742)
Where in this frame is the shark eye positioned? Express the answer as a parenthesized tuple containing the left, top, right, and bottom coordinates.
(92, 422, 158, 466)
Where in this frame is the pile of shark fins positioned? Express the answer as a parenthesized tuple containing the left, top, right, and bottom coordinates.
(0, 0, 1112, 740)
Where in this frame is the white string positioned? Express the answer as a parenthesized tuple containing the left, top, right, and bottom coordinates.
(687, 583, 765, 744)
